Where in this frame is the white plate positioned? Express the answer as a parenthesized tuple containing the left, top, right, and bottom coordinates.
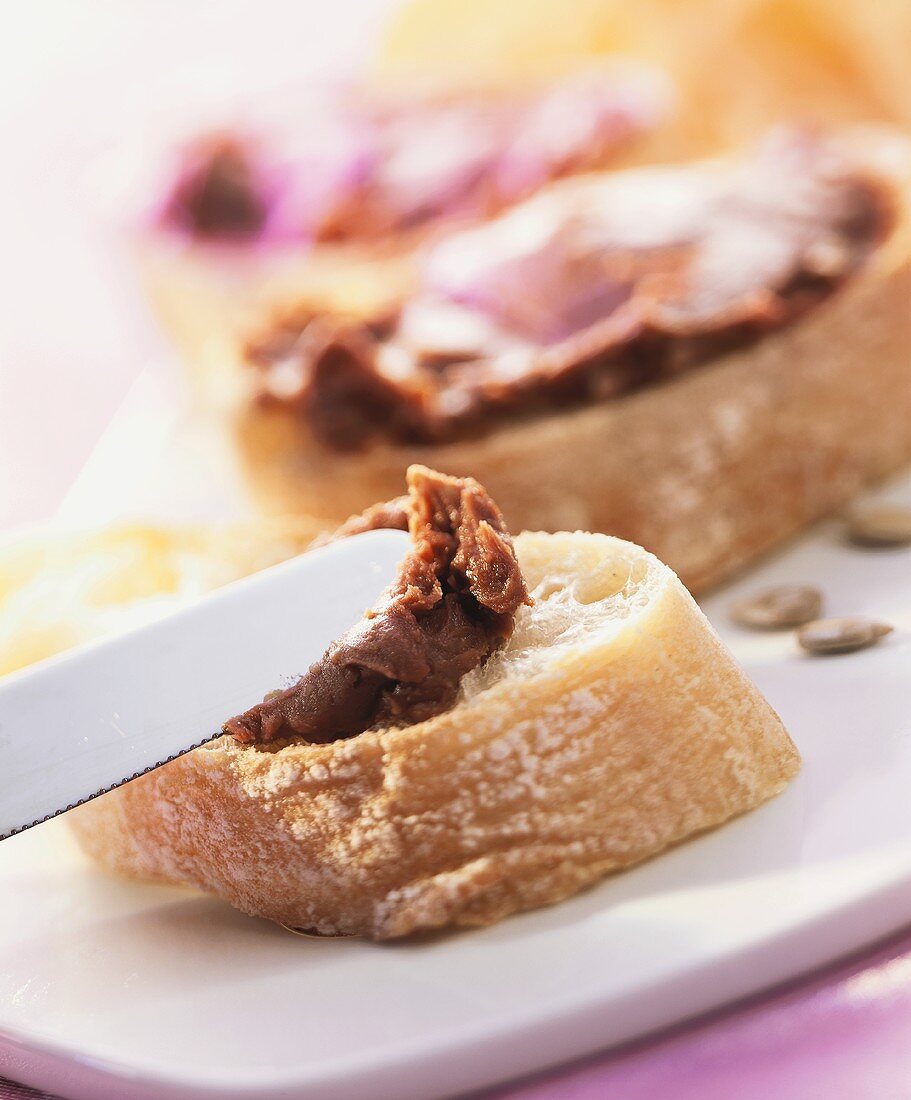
(2, 370, 911, 1100)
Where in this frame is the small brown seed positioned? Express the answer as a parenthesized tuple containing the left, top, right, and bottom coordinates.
(730, 585, 823, 630)
(797, 617, 893, 656)
(845, 504, 911, 548)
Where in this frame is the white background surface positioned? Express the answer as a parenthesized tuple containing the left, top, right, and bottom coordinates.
(0, 0, 391, 530)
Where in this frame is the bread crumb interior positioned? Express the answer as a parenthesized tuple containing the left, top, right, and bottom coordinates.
(461, 531, 658, 700)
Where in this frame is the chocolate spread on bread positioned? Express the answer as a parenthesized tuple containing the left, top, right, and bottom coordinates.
(246, 130, 890, 449)
(223, 467, 529, 746)
(165, 138, 267, 239)
(160, 67, 664, 244)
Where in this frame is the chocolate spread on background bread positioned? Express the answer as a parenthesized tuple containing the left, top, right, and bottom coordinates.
(246, 130, 891, 449)
(223, 466, 529, 746)
(161, 67, 663, 243)
(166, 138, 267, 239)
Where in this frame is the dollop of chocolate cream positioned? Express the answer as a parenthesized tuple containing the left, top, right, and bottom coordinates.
(246, 130, 892, 449)
(223, 466, 530, 746)
(166, 138, 267, 239)
(161, 66, 662, 244)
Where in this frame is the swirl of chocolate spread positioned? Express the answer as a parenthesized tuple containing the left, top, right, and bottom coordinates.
(159, 66, 666, 244)
(246, 129, 892, 448)
(165, 137, 268, 238)
(223, 466, 530, 746)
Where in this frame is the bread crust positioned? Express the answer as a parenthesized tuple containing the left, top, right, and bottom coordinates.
(69, 531, 799, 939)
(223, 132, 911, 593)
(376, 0, 911, 148)
(136, 237, 414, 376)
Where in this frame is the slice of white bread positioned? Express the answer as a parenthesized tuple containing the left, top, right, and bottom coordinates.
(0, 519, 325, 677)
(66, 528, 799, 939)
(228, 128, 911, 593)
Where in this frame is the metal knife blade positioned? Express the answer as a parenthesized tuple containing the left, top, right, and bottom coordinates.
(0, 528, 409, 840)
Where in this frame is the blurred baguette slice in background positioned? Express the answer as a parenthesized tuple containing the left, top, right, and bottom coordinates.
(67, 529, 799, 938)
(137, 242, 413, 396)
(0, 519, 325, 678)
(0, 511, 797, 938)
(137, 63, 670, 368)
(218, 126, 911, 594)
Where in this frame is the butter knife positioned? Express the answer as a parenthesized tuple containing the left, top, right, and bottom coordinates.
(0, 528, 408, 840)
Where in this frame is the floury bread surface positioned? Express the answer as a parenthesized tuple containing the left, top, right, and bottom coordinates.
(69, 530, 799, 938)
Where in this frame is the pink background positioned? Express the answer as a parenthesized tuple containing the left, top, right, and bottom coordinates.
(2, 3, 911, 1097)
